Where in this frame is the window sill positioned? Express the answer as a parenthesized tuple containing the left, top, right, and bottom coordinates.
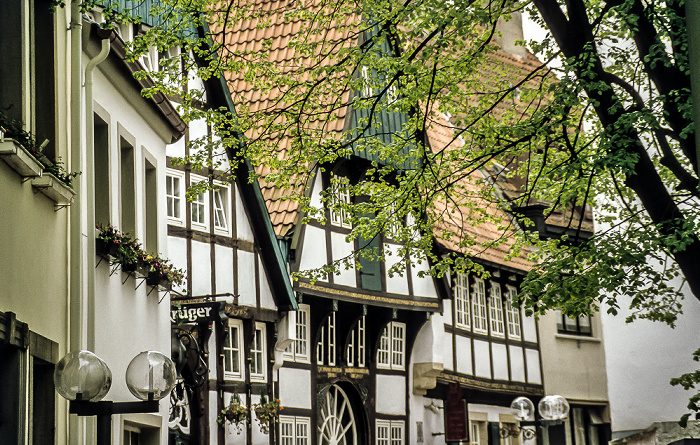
(555, 333, 600, 343)
(31, 173, 75, 207)
(0, 139, 43, 178)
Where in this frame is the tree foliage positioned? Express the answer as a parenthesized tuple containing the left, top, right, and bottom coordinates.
(71, 0, 700, 415)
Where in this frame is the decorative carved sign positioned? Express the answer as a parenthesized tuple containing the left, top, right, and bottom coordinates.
(171, 302, 222, 323)
(445, 382, 468, 442)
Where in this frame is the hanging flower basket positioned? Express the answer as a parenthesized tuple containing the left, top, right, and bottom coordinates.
(217, 392, 249, 434)
(253, 392, 282, 434)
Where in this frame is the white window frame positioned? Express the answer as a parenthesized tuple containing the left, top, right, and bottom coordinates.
(250, 322, 267, 382)
(190, 176, 208, 230)
(223, 319, 244, 380)
(361, 66, 373, 97)
(329, 176, 352, 229)
(346, 316, 366, 367)
(328, 312, 336, 366)
(505, 285, 521, 340)
(470, 421, 482, 445)
(285, 304, 310, 363)
(279, 416, 310, 445)
(377, 420, 404, 445)
(489, 283, 505, 338)
(377, 322, 405, 370)
(472, 278, 488, 334)
(165, 170, 184, 225)
(454, 272, 471, 329)
(212, 182, 231, 236)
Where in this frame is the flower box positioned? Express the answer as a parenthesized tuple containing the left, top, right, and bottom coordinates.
(121, 260, 139, 273)
(96, 238, 120, 259)
(0, 139, 43, 178)
(147, 271, 172, 290)
(31, 172, 75, 206)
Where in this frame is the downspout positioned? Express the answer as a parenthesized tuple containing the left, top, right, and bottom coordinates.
(67, 3, 82, 444)
(84, 26, 111, 355)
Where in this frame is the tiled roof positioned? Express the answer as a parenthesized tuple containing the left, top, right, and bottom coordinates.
(214, 3, 587, 271)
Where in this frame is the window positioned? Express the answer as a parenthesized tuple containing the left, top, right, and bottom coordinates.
(317, 313, 337, 366)
(505, 286, 521, 339)
(250, 323, 267, 381)
(556, 310, 592, 336)
(361, 66, 373, 97)
(329, 176, 351, 228)
(191, 189, 207, 227)
(377, 420, 404, 445)
(166, 173, 183, 222)
(123, 425, 140, 445)
(223, 320, 243, 379)
(213, 186, 229, 232)
(489, 284, 505, 337)
(471, 422, 481, 445)
(317, 312, 337, 366)
(280, 416, 310, 445)
(346, 316, 366, 367)
(454, 272, 471, 329)
(144, 159, 158, 253)
(285, 304, 310, 362)
(377, 322, 405, 370)
(120, 138, 136, 235)
(472, 278, 488, 334)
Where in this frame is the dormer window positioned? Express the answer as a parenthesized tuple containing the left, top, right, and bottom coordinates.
(329, 176, 351, 229)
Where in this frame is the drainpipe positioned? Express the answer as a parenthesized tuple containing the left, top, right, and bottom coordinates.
(84, 25, 111, 357)
(68, 3, 82, 444)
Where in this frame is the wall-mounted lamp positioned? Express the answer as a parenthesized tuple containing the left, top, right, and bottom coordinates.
(54, 350, 177, 445)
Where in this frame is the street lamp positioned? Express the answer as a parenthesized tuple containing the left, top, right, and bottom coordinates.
(54, 350, 177, 445)
(501, 395, 570, 439)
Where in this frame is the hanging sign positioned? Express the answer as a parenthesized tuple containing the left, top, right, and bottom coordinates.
(171, 302, 223, 323)
(445, 382, 468, 442)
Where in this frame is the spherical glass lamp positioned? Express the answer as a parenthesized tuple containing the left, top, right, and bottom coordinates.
(125, 351, 177, 401)
(538, 395, 570, 420)
(510, 396, 535, 421)
(54, 350, 112, 402)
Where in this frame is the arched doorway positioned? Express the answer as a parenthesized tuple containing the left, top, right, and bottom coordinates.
(318, 383, 366, 445)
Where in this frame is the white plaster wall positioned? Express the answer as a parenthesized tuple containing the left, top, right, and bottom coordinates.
(408, 392, 446, 445)
(385, 243, 410, 294)
(525, 348, 541, 384)
(602, 284, 700, 433)
(474, 340, 491, 378)
(258, 257, 276, 310)
(443, 299, 453, 326)
(331, 231, 356, 287)
(299, 225, 328, 281)
(468, 403, 514, 422)
(279, 367, 312, 409)
(91, 70, 173, 440)
(235, 187, 254, 243)
(412, 314, 446, 364)
(309, 172, 324, 216)
(166, 134, 185, 158)
(509, 345, 525, 382)
(191, 240, 212, 296)
(250, 393, 269, 445)
(376, 374, 406, 415)
(522, 313, 538, 343)
(215, 244, 234, 294)
(455, 336, 473, 375)
(492, 343, 508, 380)
(237, 250, 257, 306)
(168, 236, 188, 294)
(411, 254, 438, 298)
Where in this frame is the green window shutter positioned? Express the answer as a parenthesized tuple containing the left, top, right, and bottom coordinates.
(358, 226, 382, 291)
(488, 422, 501, 445)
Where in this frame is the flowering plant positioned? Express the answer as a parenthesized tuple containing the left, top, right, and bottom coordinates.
(95, 224, 186, 286)
(217, 392, 249, 434)
(253, 390, 282, 434)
